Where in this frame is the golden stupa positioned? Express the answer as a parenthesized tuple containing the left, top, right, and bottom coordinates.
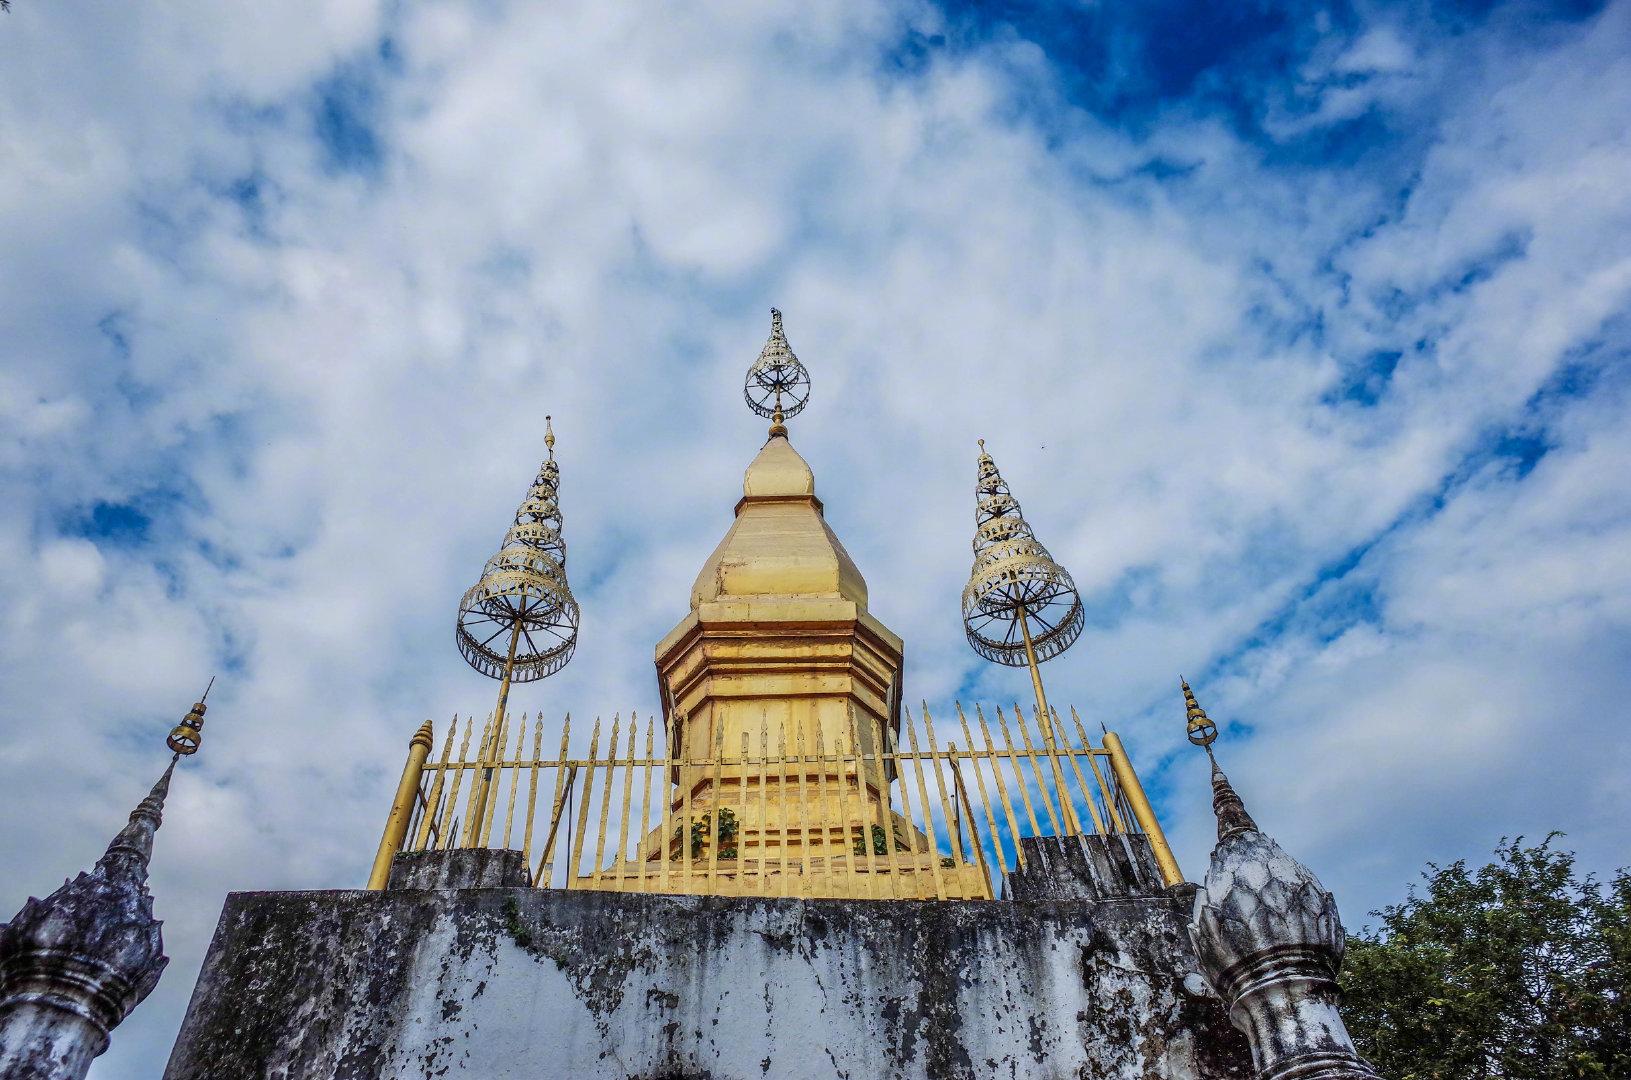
(585, 311, 982, 897)
(368, 309, 1179, 901)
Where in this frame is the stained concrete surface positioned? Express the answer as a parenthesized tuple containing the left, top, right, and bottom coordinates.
(165, 886, 1250, 1079)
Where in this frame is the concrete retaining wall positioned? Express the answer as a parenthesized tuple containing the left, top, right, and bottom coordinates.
(164, 887, 1251, 1079)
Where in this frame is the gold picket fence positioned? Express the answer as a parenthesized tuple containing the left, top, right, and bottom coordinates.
(368, 703, 1177, 899)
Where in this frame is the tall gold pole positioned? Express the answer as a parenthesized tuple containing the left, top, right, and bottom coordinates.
(468, 619, 523, 844)
(368, 720, 435, 890)
(1102, 730, 1183, 886)
(1015, 602, 1052, 736)
(1016, 602, 1079, 835)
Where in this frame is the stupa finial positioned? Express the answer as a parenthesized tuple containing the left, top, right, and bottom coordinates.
(960, 442, 1084, 671)
(455, 427, 579, 685)
(166, 675, 213, 757)
(454, 423, 580, 844)
(745, 307, 810, 437)
(960, 440, 1084, 832)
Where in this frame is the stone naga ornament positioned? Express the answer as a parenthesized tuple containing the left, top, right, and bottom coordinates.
(1183, 680, 1382, 1080)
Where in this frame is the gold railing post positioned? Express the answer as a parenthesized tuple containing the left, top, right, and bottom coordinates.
(368, 720, 436, 890)
(1101, 730, 1183, 887)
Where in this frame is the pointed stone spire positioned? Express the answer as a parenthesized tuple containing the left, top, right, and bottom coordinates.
(0, 692, 209, 1080)
(1183, 679, 1381, 1079)
(101, 759, 176, 872)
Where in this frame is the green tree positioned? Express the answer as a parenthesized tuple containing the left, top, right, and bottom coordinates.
(1340, 836, 1630, 1079)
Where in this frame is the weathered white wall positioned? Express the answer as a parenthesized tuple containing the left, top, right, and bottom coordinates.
(165, 888, 1252, 1079)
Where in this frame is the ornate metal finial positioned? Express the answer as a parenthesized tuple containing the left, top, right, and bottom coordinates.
(961, 441, 1085, 831)
(544, 415, 555, 459)
(166, 676, 214, 757)
(744, 308, 810, 430)
(456, 432, 580, 684)
(961, 442, 1084, 668)
(1181, 677, 1217, 749)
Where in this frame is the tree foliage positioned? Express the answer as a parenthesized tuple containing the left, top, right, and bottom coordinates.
(1341, 836, 1630, 1079)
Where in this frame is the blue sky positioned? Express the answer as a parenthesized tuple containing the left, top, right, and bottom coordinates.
(2, 1, 1629, 1074)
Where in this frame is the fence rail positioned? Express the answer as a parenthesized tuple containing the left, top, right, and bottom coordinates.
(369, 702, 1176, 899)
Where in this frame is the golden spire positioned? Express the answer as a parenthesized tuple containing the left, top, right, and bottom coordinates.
(1180, 678, 1257, 841)
(744, 308, 810, 438)
(961, 441, 1084, 832)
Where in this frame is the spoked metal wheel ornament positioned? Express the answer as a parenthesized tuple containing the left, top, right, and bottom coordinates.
(960, 439, 1084, 833)
(744, 308, 810, 426)
(454, 416, 580, 844)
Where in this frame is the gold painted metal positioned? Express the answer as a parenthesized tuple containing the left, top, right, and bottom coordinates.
(370, 311, 1190, 901)
(639, 718, 656, 893)
(397, 701, 1168, 899)
(568, 717, 601, 888)
(920, 705, 963, 868)
(792, 719, 812, 888)
(1056, 708, 1107, 835)
(412, 719, 456, 852)
(1102, 730, 1183, 887)
(368, 720, 436, 890)
(616, 719, 638, 892)
(705, 720, 725, 893)
(739, 731, 756, 889)
(755, 714, 771, 896)
(957, 706, 1008, 877)
(1181, 677, 1219, 749)
(948, 746, 992, 896)
(522, 718, 543, 871)
(1003, 705, 1060, 835)
(592, 715, 620, 881)
(167, 676, 214, 757)
(847, 706, 883, 897)
(960, 441, 1085, 834)
(455, 417, 579, 844)
(972, 705, 1028, 868)
(1073, 709, 1127, 833)
(439, 718, 475, 849)
(536, 715, 572, 884)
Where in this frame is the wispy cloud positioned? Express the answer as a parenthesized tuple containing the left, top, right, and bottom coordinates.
(1, 1, 1628, 1073)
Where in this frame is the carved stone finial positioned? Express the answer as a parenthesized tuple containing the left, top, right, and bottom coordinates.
(0, 760, 178, 1079)
(102, 759, 175, 870)
(1209, 756, 1259, 843)
(1184, 696, 1381, 1078)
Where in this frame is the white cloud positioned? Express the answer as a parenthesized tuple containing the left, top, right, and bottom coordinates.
(0, 2, 1627, 1075)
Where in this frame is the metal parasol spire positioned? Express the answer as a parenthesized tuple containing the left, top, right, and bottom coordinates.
(960, 439, 1085, 832)
(744, 308, 810, 437)
(455, 416, 580, 841)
